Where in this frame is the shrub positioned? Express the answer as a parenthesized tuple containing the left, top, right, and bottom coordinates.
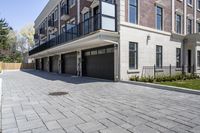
(130, 73, 200, 83)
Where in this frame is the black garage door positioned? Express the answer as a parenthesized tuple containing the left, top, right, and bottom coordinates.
(61, 52, 77, 75)
(42, 57, 48, 72)
(82, 46, 114, 80)
(50, 55, 59, 73)
(36, 59, 41, 70)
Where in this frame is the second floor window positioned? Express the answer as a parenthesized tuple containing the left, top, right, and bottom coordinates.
(129, 42, 138, 69)
(156, 6, 163, 30)
(198, 0, 200, 9)
(69, 0, 75, 7)
(156, 45, 163, 68)
(54, 9, 58, 21)
(176, 48, 181, 68)
(188, 0, 192, 5)
(129, 0, 138, 24)
(187, 19, 192, 34)
(176, 14, 182, 34)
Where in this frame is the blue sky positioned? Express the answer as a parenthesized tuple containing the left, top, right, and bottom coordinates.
(0, 0, 49, 31)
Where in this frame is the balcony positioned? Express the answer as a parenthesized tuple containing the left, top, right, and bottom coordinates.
(39, 28, 46, 37)
(61, 4, 69, 21)
(29, 0, 117, 56)
(34, 33, 39, 40)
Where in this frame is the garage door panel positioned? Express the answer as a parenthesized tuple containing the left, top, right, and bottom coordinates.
(62, 52, 77, 75)
(42, 58, 48, 72)
(82, 46, 114, 80)
(36, 59, 40, 70)
(50, 56, 59, 73)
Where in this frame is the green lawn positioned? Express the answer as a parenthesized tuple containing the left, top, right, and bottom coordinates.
(159, 79, 200, 90)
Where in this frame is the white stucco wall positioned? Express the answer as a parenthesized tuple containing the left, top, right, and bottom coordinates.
(119, 24, 182, 80)
(196, 45, 200, 74)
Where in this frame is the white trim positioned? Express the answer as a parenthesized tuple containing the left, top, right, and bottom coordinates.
(120, 22, 171, 36)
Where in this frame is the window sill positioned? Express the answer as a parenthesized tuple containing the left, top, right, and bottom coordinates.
(175, 68, 182, 71)
(127, 70, 140, 74)
(155, 69, 164, 72)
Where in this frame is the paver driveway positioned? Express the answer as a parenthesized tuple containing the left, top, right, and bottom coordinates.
(1, 70, 200, 133)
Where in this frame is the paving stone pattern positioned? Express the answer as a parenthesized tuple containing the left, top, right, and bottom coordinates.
(1, 71, 200, 133)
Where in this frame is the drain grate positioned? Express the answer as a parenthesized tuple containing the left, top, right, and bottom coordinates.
(49, 92, 69, 96)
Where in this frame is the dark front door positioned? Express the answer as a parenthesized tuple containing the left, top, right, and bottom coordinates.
(188, 50, 192, 73)
(82, 46, 114, 80)
(62, 52, 77, 75)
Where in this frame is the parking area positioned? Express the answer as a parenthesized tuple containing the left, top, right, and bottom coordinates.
(1, 70, 200, 133)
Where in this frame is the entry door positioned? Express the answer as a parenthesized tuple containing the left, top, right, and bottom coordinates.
(188, 50, 191, 73)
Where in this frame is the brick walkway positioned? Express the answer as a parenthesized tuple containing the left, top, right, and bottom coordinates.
(1, 70, 200, 133)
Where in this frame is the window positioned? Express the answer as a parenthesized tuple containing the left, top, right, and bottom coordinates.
(69, 0, 75, 7)
(83, 12, 89, 34)
(156, 6, 163, 30)
(156, 45, 163, 68)
(197, 23, 200, 33)
(198, 51, 200, 67)
(129, 0, 138, 24)
(188, 0, 192, 5)
(54, 9, 58, 21)
(198, 0, 200, 10)
(129, 42, 138, 69)
(176, 14, 182, 34)
(176, 48, 181, 68)
(187, 19, 192, 34)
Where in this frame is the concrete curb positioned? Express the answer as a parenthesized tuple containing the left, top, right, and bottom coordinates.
(121, 80, 200, 95)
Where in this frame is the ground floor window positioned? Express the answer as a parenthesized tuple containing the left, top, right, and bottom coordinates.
(156, 45, 163, 68)
(129, 42, 138, 69)
(176, 48, 181, 68)
(198, 51, 200, 67)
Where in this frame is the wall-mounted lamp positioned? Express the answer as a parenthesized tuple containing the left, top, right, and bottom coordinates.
(147, 34, 151, 41)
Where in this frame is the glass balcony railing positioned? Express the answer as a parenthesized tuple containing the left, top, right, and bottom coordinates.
(29, 0, 117, 56)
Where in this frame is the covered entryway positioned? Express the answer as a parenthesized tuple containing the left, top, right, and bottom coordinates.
(49, 55, 59, 73)
(82, 45, 114, 80)
(61, 52, 77, 75)
(42, 57, 49, 72)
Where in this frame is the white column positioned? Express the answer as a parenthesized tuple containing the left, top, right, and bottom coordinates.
(172, 0, 175, 33)
(77, 0, 80, 23)
(184, 0, 187, 35)
(193, 44, 197, 73)
(77, 51, 82, 76)
(194, 0, 197, 33)
(114, 44, 120, 81)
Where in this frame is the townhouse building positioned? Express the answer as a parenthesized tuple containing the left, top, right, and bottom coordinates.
(29, 0, 200, 81)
